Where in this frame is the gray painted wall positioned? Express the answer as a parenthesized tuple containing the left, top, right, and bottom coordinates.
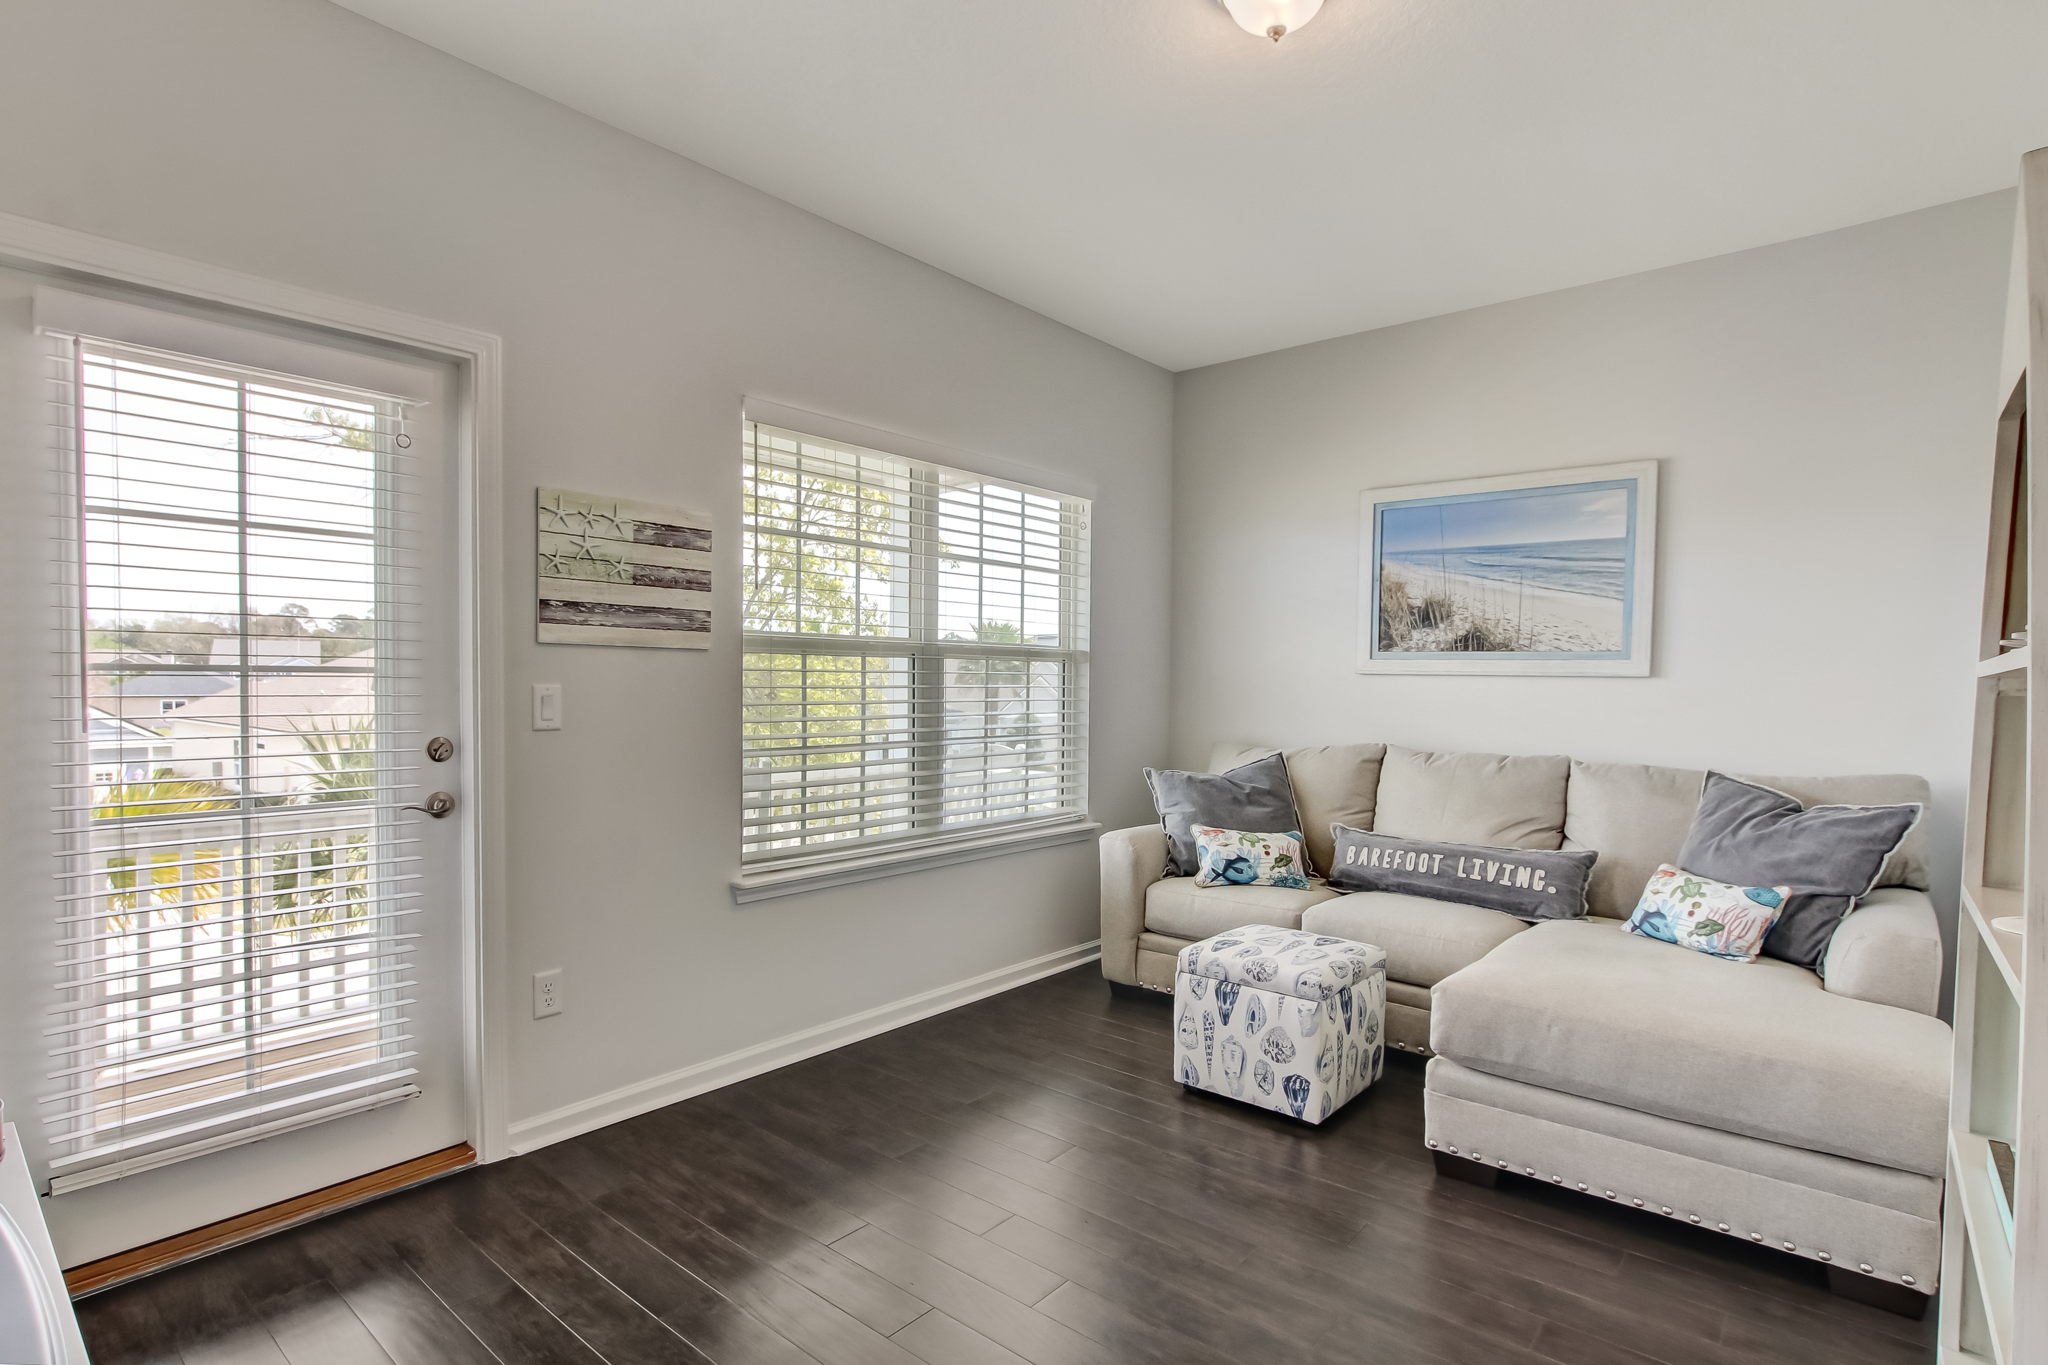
(0, 0, 1171, 1260)
(1169, 192, 2016, 983)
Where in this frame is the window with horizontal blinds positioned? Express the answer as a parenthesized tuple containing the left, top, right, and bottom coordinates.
(42, 333, 425, 1194)
(741, 421, 1090, 869)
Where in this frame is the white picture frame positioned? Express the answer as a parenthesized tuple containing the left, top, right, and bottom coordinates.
(1357, 459, 1658, 676)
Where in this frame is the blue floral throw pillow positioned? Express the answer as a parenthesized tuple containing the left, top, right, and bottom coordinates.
(1192, 826, 1311, 890)
(1623, 863, 1791, 963)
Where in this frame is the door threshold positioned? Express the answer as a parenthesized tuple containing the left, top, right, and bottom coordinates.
(63, 1142, 476, 1298)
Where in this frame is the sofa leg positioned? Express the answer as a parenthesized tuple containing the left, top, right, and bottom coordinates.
(1824, 1266, 1929, 1319)
(1431, 1149, 1500, 1188)
(1107, 981, 1166, 1004)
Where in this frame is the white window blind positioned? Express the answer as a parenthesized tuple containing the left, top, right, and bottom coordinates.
(741, 421, 1090, 871)
(41, 331, 424, 1194)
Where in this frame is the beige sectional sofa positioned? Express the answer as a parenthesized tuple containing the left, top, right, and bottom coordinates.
(1099, 742, 1951, 1312)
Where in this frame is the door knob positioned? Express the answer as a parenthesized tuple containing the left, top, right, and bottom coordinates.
(403, 791, 456, 818)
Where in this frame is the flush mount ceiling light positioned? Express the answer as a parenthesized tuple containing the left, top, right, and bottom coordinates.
(1221, 0, 1325, 42)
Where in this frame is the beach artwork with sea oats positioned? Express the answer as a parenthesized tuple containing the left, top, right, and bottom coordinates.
(1359, 462, 1657, 676)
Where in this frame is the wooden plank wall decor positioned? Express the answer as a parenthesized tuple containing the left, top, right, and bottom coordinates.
(536, 488, 714, 648)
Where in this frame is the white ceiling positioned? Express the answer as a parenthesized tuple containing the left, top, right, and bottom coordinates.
(328, 0, 2048, 370)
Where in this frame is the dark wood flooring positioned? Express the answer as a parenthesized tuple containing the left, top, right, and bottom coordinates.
(75, 966, 1937, 1365)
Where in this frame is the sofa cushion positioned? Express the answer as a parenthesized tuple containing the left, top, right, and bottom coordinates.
(1208, 743, 1385, 879)
(1430, 920, 1950, 1175)
(1301, 892, 1529, 989)
(1374, 745, 1568, 850)
(1563, 759, 1704, 919)
(1145, 878, 1341, 941)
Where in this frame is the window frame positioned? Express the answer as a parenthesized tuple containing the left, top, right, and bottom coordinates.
(735, 412, 1096, 902)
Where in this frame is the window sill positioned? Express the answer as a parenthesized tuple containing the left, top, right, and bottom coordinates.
(731, 820, 1102, 904)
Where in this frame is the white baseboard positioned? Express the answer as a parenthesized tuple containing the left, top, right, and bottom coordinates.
(504, 939, 1102, 1156)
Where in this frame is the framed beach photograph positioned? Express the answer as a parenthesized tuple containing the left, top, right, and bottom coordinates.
(1358, 460, 1657, 676)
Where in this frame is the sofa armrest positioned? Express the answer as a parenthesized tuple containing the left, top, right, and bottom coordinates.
(1823, 887, 1944, 1015)
(1099, 823, 1168, 986)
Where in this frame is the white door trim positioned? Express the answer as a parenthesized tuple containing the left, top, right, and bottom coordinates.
(0, 209, 510, 1162)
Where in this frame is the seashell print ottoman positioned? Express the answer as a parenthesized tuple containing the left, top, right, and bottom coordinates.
(1173, 925, 1388, 1124)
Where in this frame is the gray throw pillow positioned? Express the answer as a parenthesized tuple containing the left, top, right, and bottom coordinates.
(1677, 772, 1923, 972)
(1327, 825, 1596, 921)
(1144, 754, 1304, 877)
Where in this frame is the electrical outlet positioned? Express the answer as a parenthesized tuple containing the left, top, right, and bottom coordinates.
(532, 968, 563, 1019)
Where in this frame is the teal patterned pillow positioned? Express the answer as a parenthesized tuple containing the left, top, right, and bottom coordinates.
(1623, 863, 1790, 963)
(1193, 826, 1311, 890)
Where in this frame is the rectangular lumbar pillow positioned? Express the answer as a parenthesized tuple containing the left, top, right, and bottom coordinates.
(1677, 772, 1923, 971)
(1146, 753, 1304, 877)
(1192, 826, 1312, 889)
(1327, 824, 1597, 921)
(1623, 864, 1789, 962)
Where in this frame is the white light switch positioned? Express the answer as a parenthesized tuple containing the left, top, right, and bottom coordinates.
(532, 683, 563, 731)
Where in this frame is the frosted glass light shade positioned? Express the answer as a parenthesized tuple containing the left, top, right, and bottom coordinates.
(1221, 0, 1325, 41)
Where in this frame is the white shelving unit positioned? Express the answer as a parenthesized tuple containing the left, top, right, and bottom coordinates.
(1941, 146, 2046, 1365)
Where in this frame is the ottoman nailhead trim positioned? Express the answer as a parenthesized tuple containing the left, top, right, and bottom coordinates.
(1426, 1139, 1438, 1149)
(1447, 1146, 1459, 1155)
(1496, 1160, 1509, 1169)
(1902, 1276, 1917, 1286)
(1859, 1264, 1873, 1274)
(1660, 1206, 1672, 1215)
(1603, 1190, 1616, 1199)
(1749, 1233, 1763, 1243)
(1524, 1167, 1535, 1176)
(1630, 1198, 1643, 1208)
(1717, 1223, 1730, 1232)
(1688, 1215, 1700, 1224)
(1576, 1183, 1588, 1191)
(1782, 1242, 1795, 1252)
(1551, 1176, 1563, 1185)
(1817, 1253, 1832, 1262)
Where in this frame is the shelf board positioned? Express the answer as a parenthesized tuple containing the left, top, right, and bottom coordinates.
(1962, 885, 2026, 997)
(1979, 645, 2031, 676)
(1950, 1131, 2017, 1365)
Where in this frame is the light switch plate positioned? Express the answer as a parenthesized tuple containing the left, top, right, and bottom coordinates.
(532, 682, 563, 731)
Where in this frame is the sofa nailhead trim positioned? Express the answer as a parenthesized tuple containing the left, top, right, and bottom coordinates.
(1422, 1144, 1924, 1290)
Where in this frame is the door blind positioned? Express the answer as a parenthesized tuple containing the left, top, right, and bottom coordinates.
(741, 421, 1090, 869)
(41, 333, 425, 1194)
